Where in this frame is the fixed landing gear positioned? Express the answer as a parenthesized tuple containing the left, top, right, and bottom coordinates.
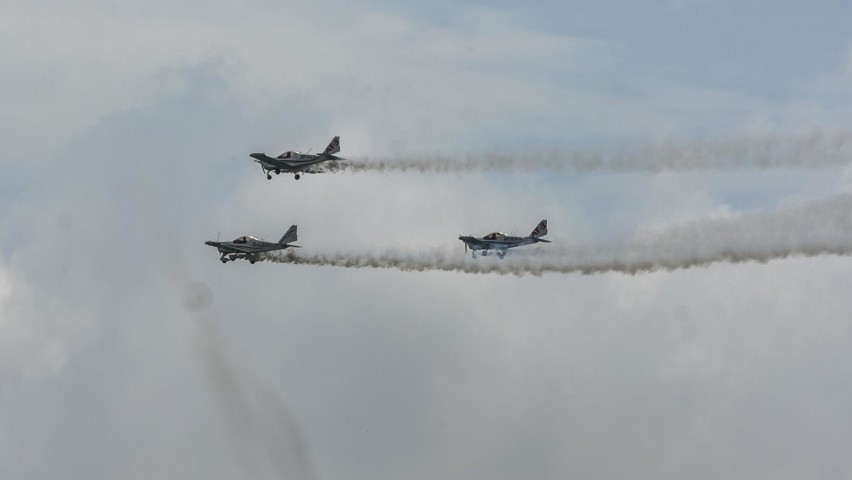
(219, 254, 242, 263)
(471, 250, 506, 259)
(259, 165, 300, 181)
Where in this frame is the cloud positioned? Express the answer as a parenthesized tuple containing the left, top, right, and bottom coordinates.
(5, 0, 850, 169)
(4, 4, 852, 479)
(0, 264, 67, 380)
(0, 2, 610, 161)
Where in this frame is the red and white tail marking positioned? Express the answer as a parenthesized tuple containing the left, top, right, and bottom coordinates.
(324, 136, 340, 155)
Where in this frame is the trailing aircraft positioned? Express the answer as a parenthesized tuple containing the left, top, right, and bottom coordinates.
(205, 225, 299, 264)
(250, 136, 342, 180)
(458, 220, 550, 259)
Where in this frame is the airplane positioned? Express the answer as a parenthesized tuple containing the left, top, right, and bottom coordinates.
(205, 225, 299, 264)
(458, 219, 550, 259)
(249, 136, 342, 180)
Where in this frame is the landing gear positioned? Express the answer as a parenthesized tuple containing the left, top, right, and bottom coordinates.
(294, 174, 301, 180)
(220, 256, 229, 264)
(267, 174, 272, 180)
(275, 169, 280, 175)
(471, 250, 505, 259)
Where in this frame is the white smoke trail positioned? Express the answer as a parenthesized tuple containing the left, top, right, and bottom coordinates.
(318, 131, 852, 174)
(262, 193, 852, 276)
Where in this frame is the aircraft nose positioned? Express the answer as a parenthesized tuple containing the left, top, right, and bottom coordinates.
(205, 240, 215, 246)
(249, 153, 264, 160)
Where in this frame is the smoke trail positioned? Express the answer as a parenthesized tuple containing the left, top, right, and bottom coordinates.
(262, 193, 852, 276)
(194, 318, 317, 480)
(318, 131, 852, 174)
(138, 175, 316, 480)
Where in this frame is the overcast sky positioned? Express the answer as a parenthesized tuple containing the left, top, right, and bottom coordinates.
(3, 1, 852, 479)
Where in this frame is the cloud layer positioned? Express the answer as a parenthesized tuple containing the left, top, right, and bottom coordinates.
(3, 2, 852, 479)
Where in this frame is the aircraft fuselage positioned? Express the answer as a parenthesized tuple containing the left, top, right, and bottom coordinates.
(205, 239, 287, 255)
(458, 235, 537, 251)
(205, 239, 292, 264)
(458, 221, 550, 259)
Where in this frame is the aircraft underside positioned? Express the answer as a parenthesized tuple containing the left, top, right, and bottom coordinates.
(471, 249, 508, 260)
(219, 252, 260, 264)
(260, 164, 303, 181)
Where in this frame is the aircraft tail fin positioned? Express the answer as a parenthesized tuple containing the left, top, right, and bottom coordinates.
(323, 136, 340, 156)
(279, 225, 297, 245)
(530, 219, 548, 238)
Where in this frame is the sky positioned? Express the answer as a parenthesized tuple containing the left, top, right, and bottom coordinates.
(2, 1, 852, 479)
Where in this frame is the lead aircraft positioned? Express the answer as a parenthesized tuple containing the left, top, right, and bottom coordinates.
(205, 225, 299, 264)
(250, 136, 342, 180)
(458, 220, 550, 259)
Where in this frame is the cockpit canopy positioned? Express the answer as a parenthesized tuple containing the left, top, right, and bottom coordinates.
(233, 235, 258, 244)
(482, 232, 506, 240)
(277, 151, 297, 159)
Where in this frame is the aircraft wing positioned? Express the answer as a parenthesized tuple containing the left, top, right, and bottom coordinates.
(459, 237, 487, 249)
(463, 238, 524, 250)
(257, 154, 329, 170)
(211, 243, 251, 254)
(251, 154, 300, 170)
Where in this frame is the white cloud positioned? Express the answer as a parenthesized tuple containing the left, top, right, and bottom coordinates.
(0, 2, 612, 162)
(5, 0, 849, 166)
(0, 263, 69, 381)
